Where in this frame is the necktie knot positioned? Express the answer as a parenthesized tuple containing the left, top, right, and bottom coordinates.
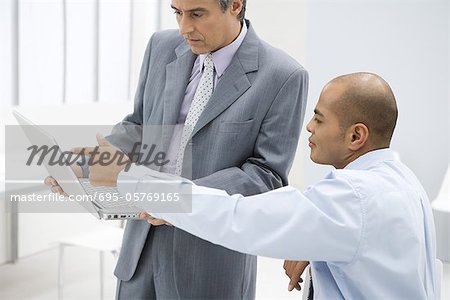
(203, 54, 214, 71)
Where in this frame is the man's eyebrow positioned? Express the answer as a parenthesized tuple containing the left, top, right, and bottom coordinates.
(170, 5, 208, 12)
(314, 109, 324, 117)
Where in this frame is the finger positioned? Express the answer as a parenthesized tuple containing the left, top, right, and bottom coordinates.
(71, 147, 98, 158)
(44, 176, 57, 186)
(148, 219, 158, 225)
(289, 276, 300, 289)
(288, 282, 301, 291)
(139, 212, 150, 219)
(150, 219, 165, 226)
(288, 278, 302, 291)
(288, 271, 302, 291)
(149, 219, 167, 226)
(288, 283, 294, 291)
(96, 133, 110, 147)
(51, 185, 63, 194)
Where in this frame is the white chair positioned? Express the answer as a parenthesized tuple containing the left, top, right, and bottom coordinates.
(435, 259, 443, 300)
(57, 225, 124, 300)
(432, 163, 450, 262)
(301, 266, 311, 300)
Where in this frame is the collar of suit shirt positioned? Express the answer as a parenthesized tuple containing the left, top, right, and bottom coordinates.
(198, 21, 248, 78)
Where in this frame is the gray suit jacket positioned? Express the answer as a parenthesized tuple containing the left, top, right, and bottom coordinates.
(108, 20, 308, 299)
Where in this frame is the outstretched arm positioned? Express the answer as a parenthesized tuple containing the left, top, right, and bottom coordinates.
(129, 176, 362, 262)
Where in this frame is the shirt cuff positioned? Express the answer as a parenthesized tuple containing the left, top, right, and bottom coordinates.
(116, 164, 193, 197)
(116, 164, 153, 196)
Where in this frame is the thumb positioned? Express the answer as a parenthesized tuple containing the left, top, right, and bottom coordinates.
(96, 133, 110, 146)
(288, 273, 301, 291)
(71, 146, 95, 154)
(139, 212, 150, 219)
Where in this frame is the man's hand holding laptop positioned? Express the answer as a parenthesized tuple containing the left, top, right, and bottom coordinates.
(44, 133, 169, 225)
(45, 133, 126, 187)
(72, 133, 129, 187)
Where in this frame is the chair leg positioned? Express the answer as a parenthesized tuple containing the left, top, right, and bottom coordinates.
(58, 244, 64, 300)
(100, 251, 104, 300)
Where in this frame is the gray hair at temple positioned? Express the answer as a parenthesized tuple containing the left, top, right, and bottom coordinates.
(218, 0, 246, 21)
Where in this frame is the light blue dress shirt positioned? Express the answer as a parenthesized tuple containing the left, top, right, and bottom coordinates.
(120, 149, 437, 299)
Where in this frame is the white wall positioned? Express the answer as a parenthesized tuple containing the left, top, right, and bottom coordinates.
(301, 0, 449, 201)
(0, 0, 156, 264)
(0, 0, 152, 107)
(0, 0, 14, 266)
(0, 0, 13, 108)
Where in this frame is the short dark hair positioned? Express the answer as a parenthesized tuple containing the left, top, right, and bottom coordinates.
(331, 73, 398, 146)
(218, 0, 246, 21)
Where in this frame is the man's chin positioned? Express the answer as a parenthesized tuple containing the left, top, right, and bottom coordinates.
(190, 47, 208, 55)
(310, 155, 327, 166)
(309, 153, 317, 164)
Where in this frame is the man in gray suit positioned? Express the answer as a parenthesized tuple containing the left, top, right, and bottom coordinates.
(48, 0, 308, 298)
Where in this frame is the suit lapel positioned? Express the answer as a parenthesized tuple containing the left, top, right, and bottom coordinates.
(162, 43, 196, 126)
(160, 42, 196, 151)
(191, 21, 259, 137)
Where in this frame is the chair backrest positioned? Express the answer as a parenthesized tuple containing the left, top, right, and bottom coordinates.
(435, 259, 443, 300)
(301, 266, 311, 300)
(432, 165, 450, 263)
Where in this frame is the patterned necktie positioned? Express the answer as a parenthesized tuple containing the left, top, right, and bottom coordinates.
(175, 53, 214, 175)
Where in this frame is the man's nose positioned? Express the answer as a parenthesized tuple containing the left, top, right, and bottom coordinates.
(178, 16, 194, 36)
(306, 119, 313, 133)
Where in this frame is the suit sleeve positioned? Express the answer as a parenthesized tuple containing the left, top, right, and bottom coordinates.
(194, 68, 309, 196)
(104, 36, 155, 155)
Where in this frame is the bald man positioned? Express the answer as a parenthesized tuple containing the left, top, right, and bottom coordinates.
(126, 73, 437, 299)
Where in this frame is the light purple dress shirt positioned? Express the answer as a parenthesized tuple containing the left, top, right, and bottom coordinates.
(161, 22, 248, 174)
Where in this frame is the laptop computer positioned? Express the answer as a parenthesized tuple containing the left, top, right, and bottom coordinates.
(12, 110, 141, 220)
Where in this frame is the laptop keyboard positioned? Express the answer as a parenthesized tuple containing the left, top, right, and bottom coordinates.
(79, 178, 132, 209)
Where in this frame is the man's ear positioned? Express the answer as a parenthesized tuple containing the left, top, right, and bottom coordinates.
(348, 123, 369, 151)
(231, 0, 243, 16)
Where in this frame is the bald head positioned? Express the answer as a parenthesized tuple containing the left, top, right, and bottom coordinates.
(326, 72, 398, 147)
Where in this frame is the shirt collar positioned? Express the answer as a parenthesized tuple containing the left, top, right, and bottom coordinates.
(198, 21, 248, 78)
(345, 148, 398, 170)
